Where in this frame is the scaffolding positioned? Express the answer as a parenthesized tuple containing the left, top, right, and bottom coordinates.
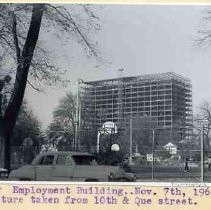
(80, 72, 192, 143)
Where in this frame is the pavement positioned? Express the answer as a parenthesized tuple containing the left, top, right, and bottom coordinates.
(133, 167, 211, 182)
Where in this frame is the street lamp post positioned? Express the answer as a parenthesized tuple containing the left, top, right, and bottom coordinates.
(97, 131, 101, 154)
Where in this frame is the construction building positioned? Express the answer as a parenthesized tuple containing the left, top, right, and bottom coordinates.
(80, 72, 192, 144)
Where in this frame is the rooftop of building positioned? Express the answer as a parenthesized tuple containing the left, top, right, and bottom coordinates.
(84, 72, 191, 86)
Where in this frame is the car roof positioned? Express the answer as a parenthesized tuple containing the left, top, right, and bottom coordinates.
(39, 151, 94, 156)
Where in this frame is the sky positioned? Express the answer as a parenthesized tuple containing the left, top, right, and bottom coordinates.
(24, 4, 211, 129)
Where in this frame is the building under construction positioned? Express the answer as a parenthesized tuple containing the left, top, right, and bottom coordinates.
(80, 72, 192, 145)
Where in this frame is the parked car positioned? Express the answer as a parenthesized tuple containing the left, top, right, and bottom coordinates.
(8, 151, 136, 182)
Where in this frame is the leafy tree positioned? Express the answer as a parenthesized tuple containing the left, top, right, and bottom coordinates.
(0, 75, 12, 119)
(0, 4, 100, 170)
(11, 100, 41, 147)
(11, 101, 42, 165)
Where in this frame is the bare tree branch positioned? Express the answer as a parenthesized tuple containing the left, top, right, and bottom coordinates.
(196, 9, 211, 47)
(27, 80, 40, 92)
(46, 4, 98, 57)
(11, 12, 21, 63)
(0, 3, 102, 170)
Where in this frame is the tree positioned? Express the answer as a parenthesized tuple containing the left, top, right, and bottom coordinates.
(10, 101, 42, 166)
(195, 101, 211, 152)
(11, 100, 41, 147)
(197, 9, 211, 47)
(0, 75, 12, 119)
(48, 92, 76, 149)
(158, 150, 171, 160)
(54, 92, 76, 140)
(0, 4, 100, 171)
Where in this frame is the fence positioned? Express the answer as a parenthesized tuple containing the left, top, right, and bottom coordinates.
(10, 144, 210, 182)
(130, 148, 204, 182)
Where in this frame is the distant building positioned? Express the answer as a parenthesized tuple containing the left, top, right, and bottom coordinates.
(80, 72, 192, 143)
(163, 142, 177, 155)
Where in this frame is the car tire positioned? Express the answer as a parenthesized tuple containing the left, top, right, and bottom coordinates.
(19, 178, 32, 181)
(85, 179, 99, 182)
(117, 178, 129, 182)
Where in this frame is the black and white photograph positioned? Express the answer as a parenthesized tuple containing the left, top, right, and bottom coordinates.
(0, 3, 211, 182)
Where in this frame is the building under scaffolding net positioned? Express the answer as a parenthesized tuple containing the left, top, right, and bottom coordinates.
(79, 72, 192, 149)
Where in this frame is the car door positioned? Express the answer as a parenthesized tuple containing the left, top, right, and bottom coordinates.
(51, 154, 75, 181)
(34, 154, 55, 181)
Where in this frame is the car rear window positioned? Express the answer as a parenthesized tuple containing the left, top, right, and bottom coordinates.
(72, 155, 98, 165)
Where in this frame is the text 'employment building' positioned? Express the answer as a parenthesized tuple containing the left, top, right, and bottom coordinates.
(80, 72, 192, 143)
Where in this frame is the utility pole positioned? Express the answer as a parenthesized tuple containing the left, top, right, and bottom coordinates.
(152, 129, 155, 180)
(201, 124, 204, 182)
(117, 69, 124, 128)
(129, 118, 133, 165)
(75, 81, 79, 150)
(75, 79, 83, 150)
(196, 118, 207, 182)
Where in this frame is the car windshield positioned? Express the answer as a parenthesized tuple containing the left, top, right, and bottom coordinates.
(72, 155, 98, 165)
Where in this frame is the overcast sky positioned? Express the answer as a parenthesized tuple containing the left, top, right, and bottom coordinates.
(25, 4, 211, 128)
